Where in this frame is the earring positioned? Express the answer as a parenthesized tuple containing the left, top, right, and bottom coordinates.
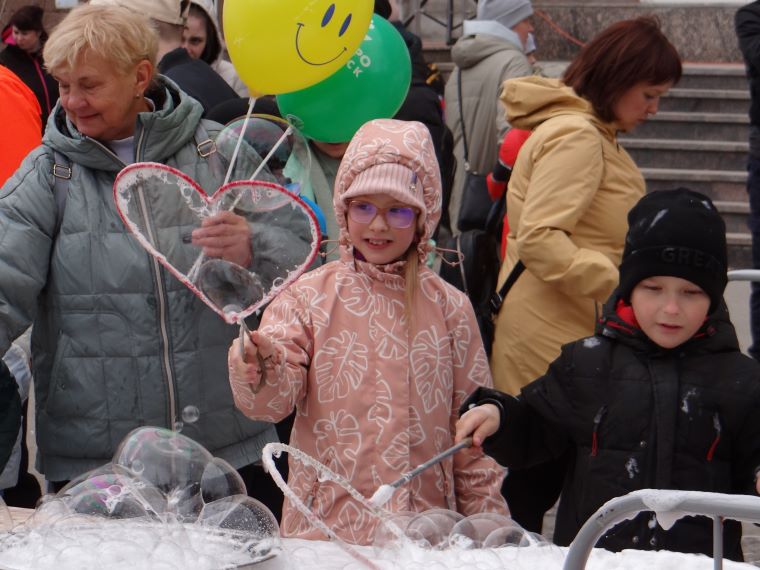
(134, 93, 142, 99)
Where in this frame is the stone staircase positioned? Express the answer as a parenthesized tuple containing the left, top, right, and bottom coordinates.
(618, 64, 751, 268)
(425, 48, 753, 268)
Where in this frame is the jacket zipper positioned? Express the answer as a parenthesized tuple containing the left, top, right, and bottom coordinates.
(92, 133, 179, 429)
(591, 405, 607, 457)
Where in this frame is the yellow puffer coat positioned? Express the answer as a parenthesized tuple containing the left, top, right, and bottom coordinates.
(491, 76, 645, 395)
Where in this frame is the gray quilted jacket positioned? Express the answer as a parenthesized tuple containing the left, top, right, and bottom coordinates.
(0, 76, 278, 481)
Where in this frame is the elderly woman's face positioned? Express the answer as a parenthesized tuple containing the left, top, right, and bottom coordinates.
(55, 52, 152, 142)
(612, 81, 672, 132)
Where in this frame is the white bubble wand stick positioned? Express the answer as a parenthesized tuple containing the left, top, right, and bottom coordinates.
(369, 437, 474, 508)
(261, 442, 407, 570)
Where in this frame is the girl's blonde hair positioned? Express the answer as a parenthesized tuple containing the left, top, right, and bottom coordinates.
(43, 4, 158, 76)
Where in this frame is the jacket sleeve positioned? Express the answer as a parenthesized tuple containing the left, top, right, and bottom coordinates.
(229, 284, 312, 423)
(448, 296, 509, 515)
(0, 148, 57, 353)
(514, 119, 619, 302)
(463, 344, 576, 469)
(736, 5, 760, 68)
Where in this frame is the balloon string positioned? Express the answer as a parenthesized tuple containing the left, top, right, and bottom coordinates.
(223, 95, 257, 187)
(248, 126, 293, 181)
(224, 124, 295, 213)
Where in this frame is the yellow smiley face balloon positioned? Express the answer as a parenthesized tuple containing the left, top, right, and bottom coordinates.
(224, 0, 373, 96)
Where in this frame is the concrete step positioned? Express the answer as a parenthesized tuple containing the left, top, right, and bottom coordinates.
(631, 112, 749, 142)
(621, 138, 748, 171)
(659, 88, 750, 115)
(714, 200, 751, 234)
(641, 167, 747, 202)
(675, 64, 748, 91)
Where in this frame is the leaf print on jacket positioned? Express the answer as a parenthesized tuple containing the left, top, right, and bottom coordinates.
(314, 410, 362, 481)
(314, 331, 368, 402)
(411, 328, 453, 413)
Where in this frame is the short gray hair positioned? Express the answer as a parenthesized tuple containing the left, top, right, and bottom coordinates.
(43, 4, 158, 76)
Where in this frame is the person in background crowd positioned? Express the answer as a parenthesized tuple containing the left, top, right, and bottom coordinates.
(0, 4, 290, 518)
(228, 119, 508, 545)
(183, 0, 249, 97)
(0, 66, 42, 507)
(458, 189, 760, 562)
(0, 5, 59, 129)
(490, 16, 681, 534)
(735, 1, 760, 362)
(444, 0, 535, 234)
(90, 0, 239, 116)
(0, 65, 40, 183)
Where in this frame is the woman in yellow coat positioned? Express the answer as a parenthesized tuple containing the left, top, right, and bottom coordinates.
(490, 17, 682, 533)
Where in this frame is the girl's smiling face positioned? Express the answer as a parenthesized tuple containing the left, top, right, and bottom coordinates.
(346, 194, 418, 265)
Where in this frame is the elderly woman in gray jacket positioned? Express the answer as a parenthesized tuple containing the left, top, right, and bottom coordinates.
(0, 4, 298, 517)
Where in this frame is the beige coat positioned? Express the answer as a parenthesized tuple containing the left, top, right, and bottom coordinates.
(444, 33, 533, 231)
(491, 76, 645, 395)
(230, 120, 507, 545)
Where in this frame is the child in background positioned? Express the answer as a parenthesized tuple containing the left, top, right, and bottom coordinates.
(228, 118, 508, 545)
(456, 188, 760, 561)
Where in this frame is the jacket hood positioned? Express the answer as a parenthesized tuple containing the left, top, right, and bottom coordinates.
(190, 0, 225, 65)
(501, 76, 617, 138)
(43, 75, 205, 172)
(596, 290, 740, 356)
(333, 118, 442, 264)
(451, 33, 522, 70)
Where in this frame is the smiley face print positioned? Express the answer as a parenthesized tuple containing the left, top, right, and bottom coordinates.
(224, 0, 373, 95)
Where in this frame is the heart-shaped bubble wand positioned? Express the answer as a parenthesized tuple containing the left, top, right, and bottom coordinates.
(368, 437, 474, 508)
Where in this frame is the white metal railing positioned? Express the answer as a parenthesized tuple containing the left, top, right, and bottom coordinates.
(563, 489, 760, 570)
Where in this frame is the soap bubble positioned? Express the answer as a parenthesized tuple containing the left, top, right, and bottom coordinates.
(406, 509, 464, 549)
(200, 458, 246, 504)
(215, 114, 311, 190)
(372, 511, 416, 555)
(481, 519, 537, 548)
(0, 427, 281, 570)
(449, 513, 514, 549)
(181, 405, 200, 424)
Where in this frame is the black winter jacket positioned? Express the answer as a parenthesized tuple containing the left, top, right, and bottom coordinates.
(737, 2, 760, 128)
(464, 295, 760, 561)
(0, 44, 58, 129)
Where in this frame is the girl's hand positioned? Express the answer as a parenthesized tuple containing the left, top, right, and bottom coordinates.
(228, 330, 279, 392)
(192, 211, 252, 267)
(455, 404, 501, 448)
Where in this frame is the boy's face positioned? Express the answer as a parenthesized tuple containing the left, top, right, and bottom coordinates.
(630, 276, 711, 349)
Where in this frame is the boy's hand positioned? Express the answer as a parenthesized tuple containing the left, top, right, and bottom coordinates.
(455, 404, 501, 447)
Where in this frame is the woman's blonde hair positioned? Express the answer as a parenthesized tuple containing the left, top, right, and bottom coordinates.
(43, 4, 158, 76)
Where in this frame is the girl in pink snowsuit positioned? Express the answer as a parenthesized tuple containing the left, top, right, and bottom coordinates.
(228, 118, 508, 544)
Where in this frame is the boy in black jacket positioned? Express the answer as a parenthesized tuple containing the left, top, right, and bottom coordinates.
(456, 188, 760, 561)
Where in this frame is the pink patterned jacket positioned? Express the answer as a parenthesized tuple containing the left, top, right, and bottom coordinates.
(230, 119, 508, 545)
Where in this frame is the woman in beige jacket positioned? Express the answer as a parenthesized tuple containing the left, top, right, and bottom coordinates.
(490, 17, 682, 533)
(228, 119, 508, 545)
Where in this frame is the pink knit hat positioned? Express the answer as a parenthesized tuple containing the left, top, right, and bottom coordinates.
(334, 119, 442, 260)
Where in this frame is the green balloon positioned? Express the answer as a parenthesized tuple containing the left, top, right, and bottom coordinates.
(276, 15, 412, 143)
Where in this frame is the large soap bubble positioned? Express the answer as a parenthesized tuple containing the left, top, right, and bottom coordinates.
(0, 427, 281, 570)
